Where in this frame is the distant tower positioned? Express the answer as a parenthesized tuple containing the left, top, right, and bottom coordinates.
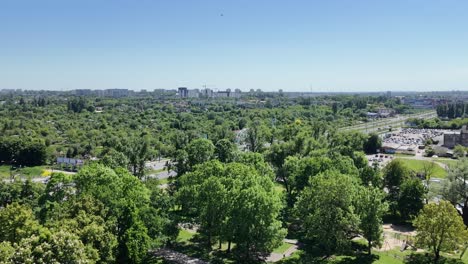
(178, 87, 188, 98)
(387, 91, 392, 98)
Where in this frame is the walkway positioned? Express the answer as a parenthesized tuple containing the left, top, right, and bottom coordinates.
(152, 248, 208, 264)
(266, 239, 300, 263)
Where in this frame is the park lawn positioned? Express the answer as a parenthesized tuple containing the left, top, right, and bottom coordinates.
(0, 165, 11, 179)
(177, 229, 195, 243)
(158, 178, 169, 185)
(19, 166, 47, 177)
(275, 182, 286, 193)
(273, 241, 292, 254)
(396, 158, 447, 178)
(0, 165, 46, 179)
(434, 158, 459, 167)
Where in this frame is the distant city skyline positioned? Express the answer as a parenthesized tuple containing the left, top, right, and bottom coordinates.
(1, 0, 468, 92)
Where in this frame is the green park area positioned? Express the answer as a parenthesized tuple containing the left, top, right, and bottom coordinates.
(396, 158, 448, 178)
(0, 165, 47, 179)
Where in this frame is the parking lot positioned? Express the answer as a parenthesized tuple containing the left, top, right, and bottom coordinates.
(367, 154, 394, 167)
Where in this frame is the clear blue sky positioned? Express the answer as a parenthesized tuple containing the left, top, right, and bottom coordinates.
(1, 0, 467, 92)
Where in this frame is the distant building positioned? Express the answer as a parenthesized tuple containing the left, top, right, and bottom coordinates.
(187, 89, 199, 98)
(216, 91, 230, 98)
(103, 89, 129, 98)
(178, 87, 188, 98)
(200, 88, 213, 98)
(377, 108, 395, 118)
(75, 89, 92, 96)
(443, 125, 468, 148)
(402, 98, 434, 109)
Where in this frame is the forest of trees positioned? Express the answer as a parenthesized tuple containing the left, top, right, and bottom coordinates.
(0, 94, 466, 264)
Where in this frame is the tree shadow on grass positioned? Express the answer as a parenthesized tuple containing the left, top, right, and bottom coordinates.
(277, 240, 380, 264)
(332, 254, 379, 264)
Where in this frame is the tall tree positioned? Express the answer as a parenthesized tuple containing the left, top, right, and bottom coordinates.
(0, 202, 40, 243)
(176, 161, 285, 260)
(383, 159, 411, 215)
(398, 178, 425, 221)
(215, 138, 236, 163)
(245, 119, 269, 152)
(414, 201, 468, 263)
(296, 171, 360, 257)
(186, 138, 215, 167)
(364, 133, 382, 154)
(443, 159, 468, 226)
(357, 186, 388, 255)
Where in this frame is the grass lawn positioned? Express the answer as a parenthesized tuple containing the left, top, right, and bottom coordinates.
(434, 158, 459, 167)
(275, 182, 286, 193)
(273, 241, 293, 254)
(0, 165, 11, 179)
(177, 229, 195, 243)
(157, 176, 176, 185)
(396, 158, 447, 178)
(0, 165, 47, 179)
(20, 166, 47, 177)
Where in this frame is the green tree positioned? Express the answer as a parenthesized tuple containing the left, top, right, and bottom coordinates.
(74, 164, 154, 263)
(284, 155, 358, 205)
(245, 119, 269, 152)
(186, 138, 215, 167)
(125, 137, 149, 179)
(357, 186, 388, 254)
(443, 159, 468, 226)
(453, 145, 466, 159)
(383, 159, 411, 215)
(176, 161, 285, 259)
(101, 148, 129, 168)
(360, 165, 382, 187)
(364, 133, 382, 154)
(296, 171, 360, 257)
(414, 201, 468, 263)
(12, 230, 98, 264)
(398, 178, 425, 221)
(0, 241, 15, 263)
(0, 202, 40, 243)
(215, 138, 236, 163)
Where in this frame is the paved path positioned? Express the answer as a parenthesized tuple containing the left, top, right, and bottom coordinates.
(147, 159, 170, 169)
(266, 239, 299, 263)
(147, 170, 177, 181)
(152, 248, 208, 264)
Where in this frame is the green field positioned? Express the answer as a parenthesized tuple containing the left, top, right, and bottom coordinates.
(176, 229, 196, 243)
(434, 158, 459, 167)
(396, 158, 448, 178)
(0, 165, 47, 179)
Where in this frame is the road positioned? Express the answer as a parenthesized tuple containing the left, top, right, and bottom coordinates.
(343, 110, 437, 134)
